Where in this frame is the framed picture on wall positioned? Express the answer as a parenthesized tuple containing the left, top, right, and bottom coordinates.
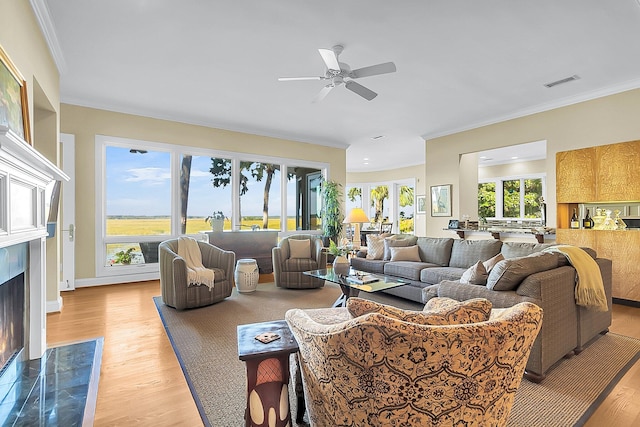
(416, 195, 426, 214)
(430, 184, 452, 217)
(0, 43, 31, 144)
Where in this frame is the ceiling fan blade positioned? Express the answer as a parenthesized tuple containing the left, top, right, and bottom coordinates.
(318, 48, 340, 71)
(312, 85, 334, 103)
(278, 76, 323, 81)
(350, 62, 397, 79)
(345, 80, 377, 101)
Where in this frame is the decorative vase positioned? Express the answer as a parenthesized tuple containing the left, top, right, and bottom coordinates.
(332, 255, 350, 275)
(211, 219, 224, 232)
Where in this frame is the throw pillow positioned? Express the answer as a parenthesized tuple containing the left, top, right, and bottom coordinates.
(486, 252, 559, 291)
(347, 297, 491, 325)
(423, 297, 493, 324)
(289, 239, 311, 259)
(459, 260, 488, 285)
(383, 237, 413, 261)
(390, 245, 421, 262)
(483, 253, 505, 273)
(365, 234, 387, 260)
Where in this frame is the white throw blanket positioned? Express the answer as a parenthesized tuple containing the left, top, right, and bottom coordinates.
(177, 237, 215, 290)
(543, 245, 608, 312)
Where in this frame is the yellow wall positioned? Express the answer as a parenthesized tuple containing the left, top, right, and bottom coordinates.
(425, 88, 640, 237)
(1, 1, 61, 306)
(60, 104, 346, 281)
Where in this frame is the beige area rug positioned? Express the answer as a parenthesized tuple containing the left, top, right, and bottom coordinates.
(154, 282, 640, 427)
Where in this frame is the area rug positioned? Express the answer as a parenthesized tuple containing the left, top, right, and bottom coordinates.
(154, 283, 640, 427)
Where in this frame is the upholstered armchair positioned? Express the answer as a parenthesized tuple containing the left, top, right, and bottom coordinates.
(272, 234, 326, 289)
(159, 238, 235, 310)
(286, 300, 543, 427)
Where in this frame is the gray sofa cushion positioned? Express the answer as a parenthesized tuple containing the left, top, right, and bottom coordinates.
(350, 257, 387, 274)
(420, 266, 467, 285)
(384, 261, 432, 281)
(448, 239, 503, 268)
(501, 242, 553, 258)
(416, 237, 454, 266)
(486, 252, 559, 291)
(383, 235, 419, 260)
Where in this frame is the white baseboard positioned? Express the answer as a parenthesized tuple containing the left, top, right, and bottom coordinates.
(75, 272, 160, 288)
(46, 295, 63, 313)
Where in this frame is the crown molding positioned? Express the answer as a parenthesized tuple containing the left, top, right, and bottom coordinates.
(422, 78, 640, 141)
(30, 0, 66, 74)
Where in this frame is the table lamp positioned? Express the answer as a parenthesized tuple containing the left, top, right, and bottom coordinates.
(343, 207, 370, 248)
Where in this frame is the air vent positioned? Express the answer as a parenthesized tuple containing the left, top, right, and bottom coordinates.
(544, 75, 580, 88)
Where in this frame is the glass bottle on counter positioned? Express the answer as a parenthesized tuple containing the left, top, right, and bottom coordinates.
(570, 208, 580, 229)
(582, 209, 593, 229)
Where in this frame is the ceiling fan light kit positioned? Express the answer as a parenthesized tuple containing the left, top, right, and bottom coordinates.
(279, 44, 396, 102)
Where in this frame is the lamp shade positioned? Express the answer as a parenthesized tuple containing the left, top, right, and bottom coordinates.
(343, 207, 370, 224)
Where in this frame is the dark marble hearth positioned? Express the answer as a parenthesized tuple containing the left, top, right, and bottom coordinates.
(0, 338, 103, 426)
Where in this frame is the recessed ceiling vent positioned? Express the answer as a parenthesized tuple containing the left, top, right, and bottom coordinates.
(544, 74, 580, 88)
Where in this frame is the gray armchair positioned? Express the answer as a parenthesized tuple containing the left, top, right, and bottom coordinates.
(272, 234, 326, 289)
(159, 238, 235, 309)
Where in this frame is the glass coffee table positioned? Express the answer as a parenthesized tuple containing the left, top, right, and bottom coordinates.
(303, 268, 407, 307)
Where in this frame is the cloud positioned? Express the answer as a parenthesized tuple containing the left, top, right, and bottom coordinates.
(124, 167, 170, 185)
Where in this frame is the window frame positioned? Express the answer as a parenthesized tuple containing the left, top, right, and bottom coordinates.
(95, 134, 329, 279)
(478, 173, 546, 221)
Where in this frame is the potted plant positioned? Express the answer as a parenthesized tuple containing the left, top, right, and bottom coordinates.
(328, 239, 350, 275)
(205, 211, 226, 232)
(113, 247, 136, 265)
(320, 179, 344, 247)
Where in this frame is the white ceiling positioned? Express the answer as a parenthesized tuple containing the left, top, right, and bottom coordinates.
(42, 0, 640, 172)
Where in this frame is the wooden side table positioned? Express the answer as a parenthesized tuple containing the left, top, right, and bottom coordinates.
(237, 320, 300, 427)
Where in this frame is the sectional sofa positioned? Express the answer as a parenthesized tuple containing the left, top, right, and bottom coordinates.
(350, 235, 612, 381)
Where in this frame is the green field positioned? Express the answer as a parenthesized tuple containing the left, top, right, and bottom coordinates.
(106, 216, 298, 236)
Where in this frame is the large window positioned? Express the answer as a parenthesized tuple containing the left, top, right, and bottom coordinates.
(345, 180, 415, 235)
(97, 135, 326, 277)
(479, 175, 544, 221)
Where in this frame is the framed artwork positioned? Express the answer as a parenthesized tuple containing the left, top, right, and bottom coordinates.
(0, 44, 31, 144)
(430, 184, 452, 217)
(416, 195, 426, 214)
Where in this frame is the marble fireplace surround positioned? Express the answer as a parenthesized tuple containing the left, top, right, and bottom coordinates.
(0, 125, 68, 365)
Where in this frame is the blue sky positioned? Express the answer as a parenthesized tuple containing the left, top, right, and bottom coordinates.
(106, 147, 296, 217)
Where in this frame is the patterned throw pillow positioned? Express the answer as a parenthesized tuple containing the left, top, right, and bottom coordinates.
(346, 297, 491, 325)
(423, 297, 493, 324)
(289, 239, 311, 259)
(365, 234, 387, 260)
(459, 260, 488, 285)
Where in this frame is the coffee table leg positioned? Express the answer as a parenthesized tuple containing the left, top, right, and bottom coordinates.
(334, 284, 360, 307)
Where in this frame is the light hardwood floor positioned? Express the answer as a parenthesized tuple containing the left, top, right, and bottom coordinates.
(47, 279, 640, 426)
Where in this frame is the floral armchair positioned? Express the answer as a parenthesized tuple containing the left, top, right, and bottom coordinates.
(285, 299, 543, 427)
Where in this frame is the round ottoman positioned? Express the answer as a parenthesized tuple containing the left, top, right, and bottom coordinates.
(235, 258, 259, 293)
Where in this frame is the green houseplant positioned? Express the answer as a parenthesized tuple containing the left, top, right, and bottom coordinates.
(320, 179, 344, 247)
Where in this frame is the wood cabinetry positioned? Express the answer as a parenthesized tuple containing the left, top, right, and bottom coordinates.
(556, 229, 640, 302)
(556, 140, 640, 302)
(556, 148, 597, 203)
(556, 140, 640, 203)
(596, 141, 640, 201)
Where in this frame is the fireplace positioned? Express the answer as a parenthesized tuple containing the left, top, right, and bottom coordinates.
(0, 125, 68, 370)
(0, 273, 25, 373)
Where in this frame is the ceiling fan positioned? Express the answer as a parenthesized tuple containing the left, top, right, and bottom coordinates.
(278, 45, 396, 102)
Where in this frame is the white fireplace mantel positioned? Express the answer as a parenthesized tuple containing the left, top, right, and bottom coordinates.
(0, 124, 69, 360)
